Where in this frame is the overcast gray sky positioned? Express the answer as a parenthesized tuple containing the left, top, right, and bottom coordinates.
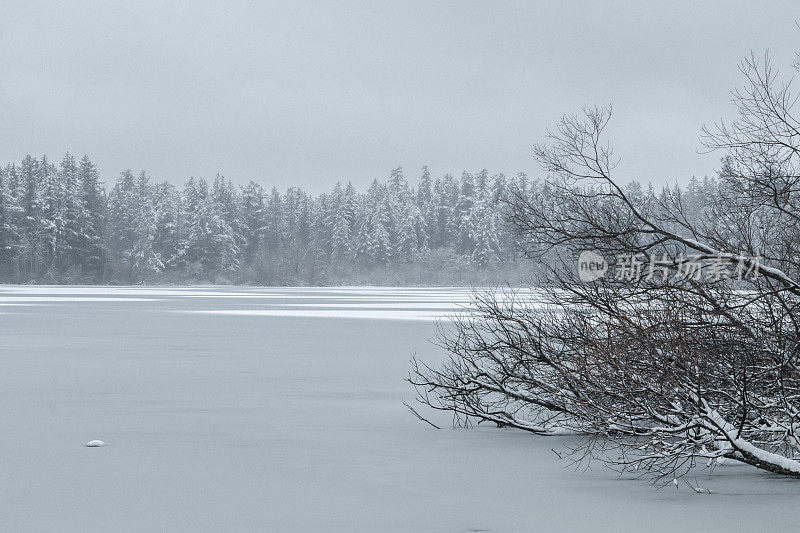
(1, 1, 797, 190)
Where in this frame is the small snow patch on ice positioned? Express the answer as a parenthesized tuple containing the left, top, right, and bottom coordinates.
(85, 440, 107, 447)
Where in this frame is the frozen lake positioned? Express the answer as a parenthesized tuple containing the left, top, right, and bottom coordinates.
(1, 286, 799, 531)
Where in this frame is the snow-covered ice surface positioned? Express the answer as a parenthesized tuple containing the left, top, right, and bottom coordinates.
(1, 285, 799, 532)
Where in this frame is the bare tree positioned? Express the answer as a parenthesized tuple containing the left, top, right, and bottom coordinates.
(410, 52, 800, 480)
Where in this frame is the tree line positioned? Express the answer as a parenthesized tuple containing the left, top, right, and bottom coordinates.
(0, 153, 718, 285)
(0, 157, 537, 284)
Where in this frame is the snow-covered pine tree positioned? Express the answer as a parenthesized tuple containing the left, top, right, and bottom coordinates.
(39, 156, 65, 272)
(130, 171, 163, 280)
(416, 166, 434, 250)
(76, 155, 107, 277)
(0, 165, 18, 275)
(393, 201, 419, 262)
(212, 174, 246, 269)
(16, 156, 41, 278)
(469, 188, 501, 266)
(369, 208, 391, 265)
(437, 174, 459, 249)
(329, 182, 353, 261)
(264, 186, 285, 257)
(57, 152, 85, 272)
(455, 171, 476, 255)
(152, 181, 183, 270)
(107, 170, 162, 283)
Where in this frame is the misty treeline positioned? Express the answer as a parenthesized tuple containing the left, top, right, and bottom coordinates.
(0, 152, 717, 286)
(0, 159, 531, 284)
(0, 153, 718, 286)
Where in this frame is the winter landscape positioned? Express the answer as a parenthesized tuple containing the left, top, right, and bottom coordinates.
(4, 2, 800, 532)
(3, 286, 800, 531)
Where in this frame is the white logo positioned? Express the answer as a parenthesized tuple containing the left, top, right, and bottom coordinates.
(578, 250, 607, 282)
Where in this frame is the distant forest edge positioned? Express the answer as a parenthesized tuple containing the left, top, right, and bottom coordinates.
(0, 154, 714, 285)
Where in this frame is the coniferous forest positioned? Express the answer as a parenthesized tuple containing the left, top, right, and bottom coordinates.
(0, 153, 716, 285)
(0, 154, 531, 284)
